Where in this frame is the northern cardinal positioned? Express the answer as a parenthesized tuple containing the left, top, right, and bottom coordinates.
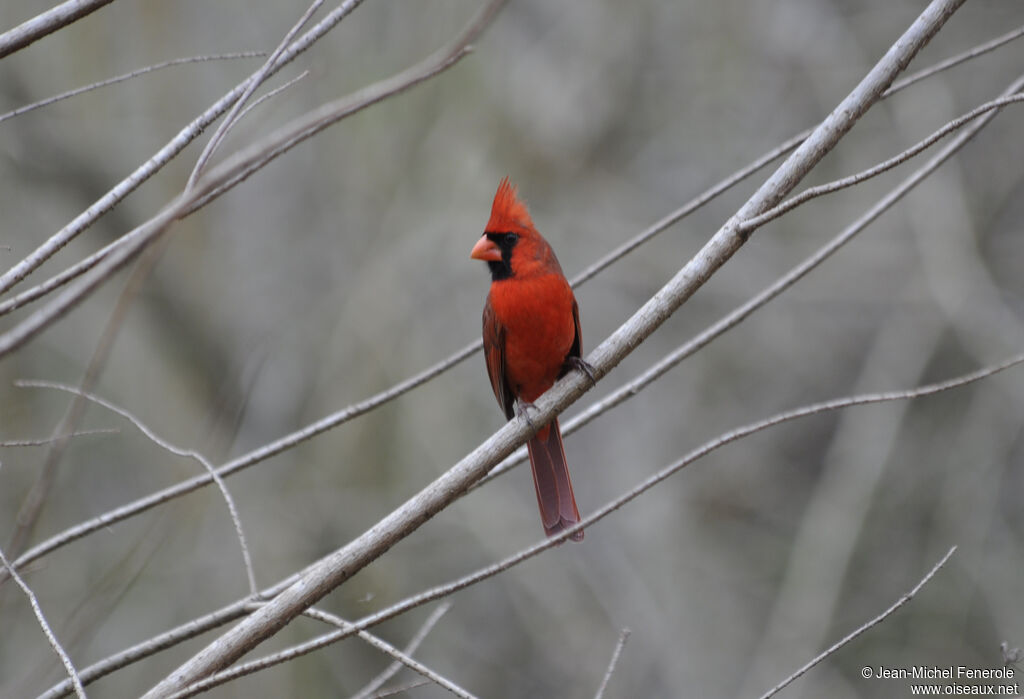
(471, 178, 590, 541)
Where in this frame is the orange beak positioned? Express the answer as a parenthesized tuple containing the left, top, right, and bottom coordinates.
(470, 234, 502, 262)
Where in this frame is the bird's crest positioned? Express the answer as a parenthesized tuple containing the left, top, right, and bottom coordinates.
(486, 177, 535, 233)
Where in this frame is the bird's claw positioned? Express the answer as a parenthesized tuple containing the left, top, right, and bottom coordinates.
(565, 356, 597, 387)
(515, 400, 538, 430)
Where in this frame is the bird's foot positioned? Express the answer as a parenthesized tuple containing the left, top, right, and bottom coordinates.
(515, 400, 538, 430)
(565, 356, 597, 387)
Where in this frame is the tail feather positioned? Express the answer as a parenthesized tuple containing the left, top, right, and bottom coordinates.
(526, 417, 583, 541)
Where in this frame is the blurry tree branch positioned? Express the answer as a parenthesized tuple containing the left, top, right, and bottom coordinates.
(350, 602, 453, 699)
(18, 380, 259, 596)
(0, 52, 266, 124)
(0, 0, 117, 59)
(185, 0, 326, 188)
(594, 628, 631, 699)
(0, 429, 117, 447)
(758, 546, 959, 699)
(268, 605, 472, 699)
(0, 545, 85, 698)
(738, 93, 1024, 234)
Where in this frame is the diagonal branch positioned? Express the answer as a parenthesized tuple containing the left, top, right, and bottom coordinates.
(0, 52, 265, 123)
(0, 545, 86, 698)
(185, 0, 328, 188)
(350, 603, 454, 699)
(0, 0, 117, 59)
(758, 546, 958, 699)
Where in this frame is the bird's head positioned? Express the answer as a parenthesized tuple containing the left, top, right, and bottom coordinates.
(471, 177, 562, 281)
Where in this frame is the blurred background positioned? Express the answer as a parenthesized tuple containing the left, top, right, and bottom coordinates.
(1, 0, 1023, 696)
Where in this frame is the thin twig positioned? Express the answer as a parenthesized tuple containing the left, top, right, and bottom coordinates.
(758, 546, 958, 699)
(888, 24, 1024, 94)
(166, 354, 1021, 696)
(351, 603, 454, 699)
(298, 606, 470, 699)
(594, 628, 631, 699)
(0, 52, 266, 124)
(186, 0, 327, 188)
(236, 70, 310, 123)
(167, 603, 469, 699)
(367, 679, 431, 698)
(0, 428, 118, 446)
(0, 0, 116, 59)
(0, 545, 86, 698)
(17, 380, 259, 597)
(737, 93, 1024, 234)
(7, 239, 169, 560)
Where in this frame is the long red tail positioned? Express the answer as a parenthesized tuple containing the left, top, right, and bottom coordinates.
(526, 417, 583, 541)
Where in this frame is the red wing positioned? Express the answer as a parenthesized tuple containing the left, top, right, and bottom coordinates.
(482, 298, 515, 420)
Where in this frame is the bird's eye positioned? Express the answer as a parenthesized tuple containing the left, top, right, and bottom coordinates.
(504, 233, 519, 245)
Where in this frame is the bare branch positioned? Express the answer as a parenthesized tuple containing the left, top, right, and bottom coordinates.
(167, 603, 470, 699)
(0, 545, 86, 698)
(594, 628, 631, 699)
(367, 679, 431, 698)
(0, 0, 116, 59)
(186, 0, 328, 188)
(0, 52, 266, 124)
(235, 70, 310, 123)
(738, 92, 1024, 234)
(17, 380, 259, 597)
(889, 24, 1024, 93)
(351, 603, 454, 699)
(758, 546, 958, 699)
(0, 428, 117, 446)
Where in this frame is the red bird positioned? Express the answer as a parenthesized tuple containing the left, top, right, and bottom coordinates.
(471, 178, 590, 541)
